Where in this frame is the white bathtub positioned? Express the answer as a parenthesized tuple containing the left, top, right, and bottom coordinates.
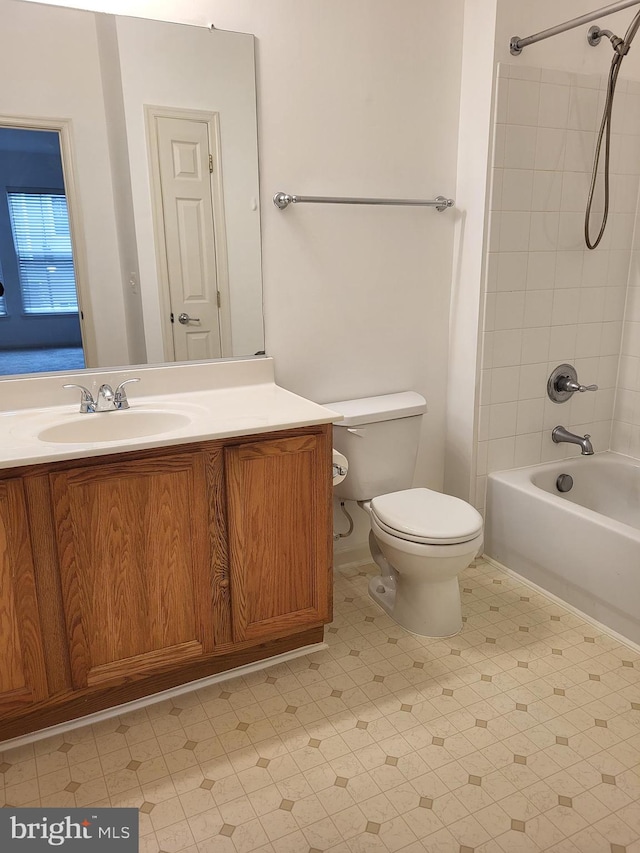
(485, 452, 640, 645)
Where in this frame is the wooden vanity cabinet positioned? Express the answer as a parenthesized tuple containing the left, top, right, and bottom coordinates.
(49, 446, 229, 690)
(0, 480, 48, 715)
(0, 424, 332, 740)
(226, 433, 332, 643)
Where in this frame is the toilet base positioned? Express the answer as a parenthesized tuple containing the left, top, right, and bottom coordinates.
(368, 573, 463, 638)
(368, 573, 396, 619)
(366, 520, 483, 639)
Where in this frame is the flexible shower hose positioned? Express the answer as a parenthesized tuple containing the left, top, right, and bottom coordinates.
(585, 8, 640, 249)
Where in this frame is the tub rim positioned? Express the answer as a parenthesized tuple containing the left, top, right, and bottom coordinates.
(487, 450, 640, 541)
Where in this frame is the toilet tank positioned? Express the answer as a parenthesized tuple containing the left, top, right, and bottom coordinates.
(327, 392, 426, 501)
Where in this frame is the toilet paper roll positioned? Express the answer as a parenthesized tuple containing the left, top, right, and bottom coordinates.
(332, 449, 348, 487)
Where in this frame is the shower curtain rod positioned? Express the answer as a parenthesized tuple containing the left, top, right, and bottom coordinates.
(510, 0, 640, 55)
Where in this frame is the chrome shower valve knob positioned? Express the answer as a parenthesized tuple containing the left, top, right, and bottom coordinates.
(547, 363, 598, 403)
(558, 378, 598, 393)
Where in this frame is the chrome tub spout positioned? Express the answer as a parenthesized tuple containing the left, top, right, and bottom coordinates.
(552, 425, 594, 456)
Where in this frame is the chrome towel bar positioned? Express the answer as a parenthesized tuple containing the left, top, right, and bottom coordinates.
(273, 192, 454, 212)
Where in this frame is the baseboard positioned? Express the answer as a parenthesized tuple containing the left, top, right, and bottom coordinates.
(0, 641, 327, 753)
(483, 555, 640, 655)
(333, 543, 372, 570)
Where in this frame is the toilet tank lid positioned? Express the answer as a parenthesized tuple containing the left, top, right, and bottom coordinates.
(326, 391, 427, 427)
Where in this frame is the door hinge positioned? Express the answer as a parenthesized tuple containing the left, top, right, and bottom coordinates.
(216, 291, 221, 308)
(209, 154, 214, 173)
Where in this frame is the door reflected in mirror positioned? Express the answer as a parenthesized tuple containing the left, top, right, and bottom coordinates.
(0, 0, 264, 378)
(147, 107, 228, 363)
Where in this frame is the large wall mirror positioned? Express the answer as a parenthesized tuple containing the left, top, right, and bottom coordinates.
(0, 0, 264, 378)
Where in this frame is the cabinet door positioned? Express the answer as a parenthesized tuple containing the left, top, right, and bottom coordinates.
(50, 449, 228, 689)
(226, 431, 332, 643)
(0, 479, 48, 714)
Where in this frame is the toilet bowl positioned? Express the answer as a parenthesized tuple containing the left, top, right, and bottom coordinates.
(327, 392, 484, 638)
(364, 489, 483, 637)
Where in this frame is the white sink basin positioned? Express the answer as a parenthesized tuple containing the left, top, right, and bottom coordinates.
(38, 410, 192, 444)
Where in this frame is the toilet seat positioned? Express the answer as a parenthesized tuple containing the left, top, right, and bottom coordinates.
(370, 488, 483, 545)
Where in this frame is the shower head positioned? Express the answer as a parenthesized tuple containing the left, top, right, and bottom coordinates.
(588, 7, 640, 55)
(587, 25, 630, 53)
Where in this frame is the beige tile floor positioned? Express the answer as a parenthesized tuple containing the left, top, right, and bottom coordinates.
(1, 557, 639, 853)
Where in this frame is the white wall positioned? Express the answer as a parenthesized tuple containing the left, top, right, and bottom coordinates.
(95, 14, 147, 366)
(179, 0, 465, 497)
(217, 0, 464, 541)
(445, 0, 498, 503)
(612, 189, 640, 457)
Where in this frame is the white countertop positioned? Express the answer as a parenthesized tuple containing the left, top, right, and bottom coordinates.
(0, 358, 340, 470)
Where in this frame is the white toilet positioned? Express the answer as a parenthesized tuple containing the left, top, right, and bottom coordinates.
(329, 391, 483, 637)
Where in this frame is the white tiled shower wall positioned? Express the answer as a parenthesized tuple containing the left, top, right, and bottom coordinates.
(475, 62, 640, 511)
(612, 244, 640, 454)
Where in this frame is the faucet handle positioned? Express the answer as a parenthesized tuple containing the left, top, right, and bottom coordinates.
(548, 364, 598, 402)
(559, 378, 598, 393)
(114, 377, 140, 409)
(63, 383, 95, 413)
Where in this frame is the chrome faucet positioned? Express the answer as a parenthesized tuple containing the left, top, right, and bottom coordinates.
(64, 378, 140, 413)
(552, 425, 594, 456)
(96, 384, 115, 411)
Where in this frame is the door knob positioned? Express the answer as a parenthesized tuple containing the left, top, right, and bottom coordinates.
(178, 312, 200, 325)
